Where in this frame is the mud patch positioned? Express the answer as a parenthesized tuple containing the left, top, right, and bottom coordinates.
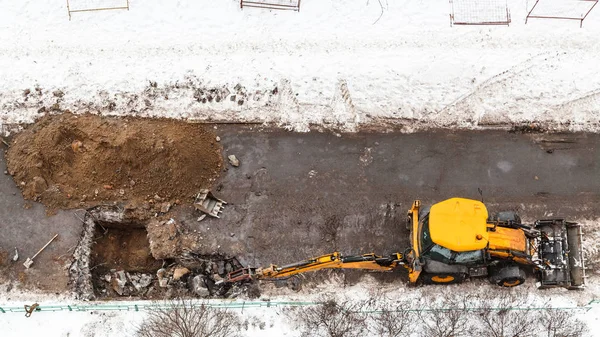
(0, 249, 9, 267)
(6, 113, 223, 211)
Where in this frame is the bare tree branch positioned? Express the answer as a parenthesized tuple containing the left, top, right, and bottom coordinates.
(472, 291, 539, 337)
(417, 289, 473, 337)
(285, 295, 369, 337)
(539, 307, 588, 337)
(369, 295, 416, 337)
(136, 298, 241, 337)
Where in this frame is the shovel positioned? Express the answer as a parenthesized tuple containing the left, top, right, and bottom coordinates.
(23, 234, 58, 269)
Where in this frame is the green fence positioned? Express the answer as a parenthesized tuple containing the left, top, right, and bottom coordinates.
(0, 301, 316, 314)
(1, 299, 598, 315)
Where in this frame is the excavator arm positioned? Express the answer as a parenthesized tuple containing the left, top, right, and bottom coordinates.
(221, 252, 405, 284)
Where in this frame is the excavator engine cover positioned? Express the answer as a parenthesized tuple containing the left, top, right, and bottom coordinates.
(536, 219, 585, 289)
(428, 198, 489, 252)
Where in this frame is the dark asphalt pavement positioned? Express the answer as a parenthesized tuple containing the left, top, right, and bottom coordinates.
(1, 129, 599, 292)
(185, 128, 600, 268)
(0, 144, 82, 292)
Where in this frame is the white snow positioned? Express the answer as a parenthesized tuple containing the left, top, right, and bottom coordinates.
(2, 276, 600, 337)
(2, 0, 600, 133)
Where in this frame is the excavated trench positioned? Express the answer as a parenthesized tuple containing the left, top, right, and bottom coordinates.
(69, 206, 246, 300)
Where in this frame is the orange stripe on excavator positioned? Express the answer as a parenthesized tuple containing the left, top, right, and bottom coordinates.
(408, 200, 422, 284)
(256, 252, 402, 280)
(487, 226, 527, 252)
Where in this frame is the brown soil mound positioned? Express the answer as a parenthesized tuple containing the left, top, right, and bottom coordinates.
(6, 113, 223, 210)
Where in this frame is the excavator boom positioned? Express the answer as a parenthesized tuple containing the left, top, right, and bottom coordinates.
(221, 252, 404, 284)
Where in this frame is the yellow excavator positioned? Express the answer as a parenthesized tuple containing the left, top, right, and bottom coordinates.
(222, 198, 585, 289)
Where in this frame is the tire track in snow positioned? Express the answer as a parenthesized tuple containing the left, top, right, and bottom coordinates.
(435, 51, 559, 126)
(547, 88, 600, 128)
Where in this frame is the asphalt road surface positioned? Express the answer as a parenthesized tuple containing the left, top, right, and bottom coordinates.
(1, 128, 599, 292)
(182, 128, 600, 268)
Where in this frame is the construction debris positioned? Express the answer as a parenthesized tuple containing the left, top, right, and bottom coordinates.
(157, 268, 169, 288)
(24, 303, 39, 318)
(228, 154, 240, 167)
(160, 202, 171, 213)
(71, 140, 83, 152)
(23, 234, 58, 269)
(130, 273, 153, 292)
(191, 275, 211, 297)
(173, 267, 190, 280)
(194, 189, 227, 218)
(12, 247, 18, 262)
(111, 270, 128, 295)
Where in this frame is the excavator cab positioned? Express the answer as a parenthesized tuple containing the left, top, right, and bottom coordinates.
(407, 198, 586, 289)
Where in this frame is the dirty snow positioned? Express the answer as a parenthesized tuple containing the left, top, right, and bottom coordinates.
(1, 275, 600, 336)
(2, 0, 600, 133)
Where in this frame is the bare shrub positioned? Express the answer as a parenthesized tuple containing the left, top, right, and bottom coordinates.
(539, 308, 588, 337)
(417, 289, 472, 337)
(370, 298, 416, 337)
(136, 299, 241, 337)
(286, 296, 368, 337)
(472, 291, 539, 337)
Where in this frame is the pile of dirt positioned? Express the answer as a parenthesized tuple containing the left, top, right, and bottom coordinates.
(6, 113, 223, 210)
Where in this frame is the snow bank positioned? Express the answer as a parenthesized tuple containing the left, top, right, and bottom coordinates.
(2, 0, 600, 133)
(1, 276, 599, 337)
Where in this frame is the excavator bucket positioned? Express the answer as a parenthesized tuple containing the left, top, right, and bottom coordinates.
(217, 267, 256, 285)
(194, 189, 227, 218)
(535, 219, 585, 289)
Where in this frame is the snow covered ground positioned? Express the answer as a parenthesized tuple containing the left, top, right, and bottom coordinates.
(2, 0, 600, 132)
(1, 275, 600, 337)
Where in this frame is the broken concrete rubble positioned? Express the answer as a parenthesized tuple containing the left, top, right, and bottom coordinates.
(111, 270, 128, 295)
(217, 261, 226, 275)
(173, 267, 190, 280)
(131, 273, 153, 291)
(160, 202, 171, 213)
(213, 274, 224, 283)
(30, 176, 48, 196)
(191, 275, 211, 297)
(157, 268, 169, 288)
(147, 218, 182, 260)
(225, 262, 233, 274)
(68, 206, 247, 300)
(227, 154, 240, 167)
(69, 216, 96, 300)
